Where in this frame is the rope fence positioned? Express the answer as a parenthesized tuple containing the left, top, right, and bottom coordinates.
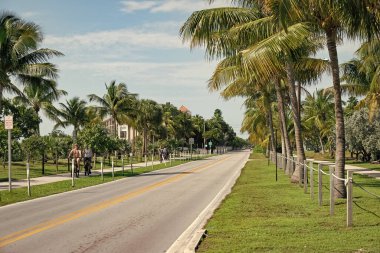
(269, 151, 380, 227)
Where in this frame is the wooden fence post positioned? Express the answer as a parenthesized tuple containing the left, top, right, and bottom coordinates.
(318, 164, 323, 206)
(329, 165, 335, 216)
(309, 161, 314, 200)
(347, 170, 353, 227)
(303, 160, 307, 193)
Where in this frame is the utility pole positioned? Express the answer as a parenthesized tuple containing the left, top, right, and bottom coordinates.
(203, 121, 206, 149)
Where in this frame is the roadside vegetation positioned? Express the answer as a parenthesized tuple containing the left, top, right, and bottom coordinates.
(0, 12, 249, 187)
(197, 154, 380, 253)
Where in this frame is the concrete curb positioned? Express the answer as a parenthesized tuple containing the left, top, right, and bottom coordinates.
(166, 152, 249, 253)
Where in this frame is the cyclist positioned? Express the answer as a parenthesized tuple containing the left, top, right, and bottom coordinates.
(68, 144, 82, 177)
(83, 146, 93, 176)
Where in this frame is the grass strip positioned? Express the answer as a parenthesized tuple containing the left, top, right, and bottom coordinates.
(198, 153, 380, 253)
(0, 160, 188, 207)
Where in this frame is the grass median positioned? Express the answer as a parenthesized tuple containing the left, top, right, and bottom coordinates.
(197, 153, 380, 253)
(0, 159, 189, 207)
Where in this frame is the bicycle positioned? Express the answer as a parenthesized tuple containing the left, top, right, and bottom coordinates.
(84, 157, 92, 176)
(73, 158, 80, 178)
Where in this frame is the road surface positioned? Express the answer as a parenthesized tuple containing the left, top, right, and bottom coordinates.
(0, 151, 249, 253)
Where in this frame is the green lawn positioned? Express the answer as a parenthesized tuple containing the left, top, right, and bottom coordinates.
(0, 156, 172, 181)
(198, 153, 380, 253)
(0, 159, 187, 206)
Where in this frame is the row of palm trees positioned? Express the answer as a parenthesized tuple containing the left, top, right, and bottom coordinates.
(0, 12, 246, 161)
(180, 0, 380, 198)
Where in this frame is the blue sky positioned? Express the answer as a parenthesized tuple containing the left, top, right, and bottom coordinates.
(2, 0, 360, 137)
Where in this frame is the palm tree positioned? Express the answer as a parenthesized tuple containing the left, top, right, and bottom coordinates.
(14, 79, 67, 134)
(341, 39, 380, 120)
(181, 2, 327, 183)
(263, 0, 379, 197)
(47, 97, 88, 143)
(88, 80, 137, 137)
(161, 102, 177, 140)
(135, 99, 162, 156)
(0, 12, 63, 112)
(302, 89, 335, 154)
(205, 0, 380, 197)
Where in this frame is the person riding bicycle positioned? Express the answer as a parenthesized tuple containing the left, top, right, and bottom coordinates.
(83, 146, 93, 175)
(68, 144, 82, 176)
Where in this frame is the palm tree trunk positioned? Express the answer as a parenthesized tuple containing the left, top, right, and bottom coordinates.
(128, 125, 131, 142)
(297, 82, 301, 118)
(326, 29, 346, 198)
(35, 108, 40, 135)
(275, 79, 292, 174)
(113, 117, 118, 138)
(265, 101, 276, 154)
(318, 133, 325, 154)
(286, 63, 306, 183)
(42, 152, 45, 175)
(72, 128, 77, 144)
(0, 83, 3, 113)
(143, 126, 147, 156)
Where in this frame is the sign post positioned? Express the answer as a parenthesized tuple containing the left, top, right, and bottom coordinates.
(208, 141, 212, 154)
(5, 116, 13, 192)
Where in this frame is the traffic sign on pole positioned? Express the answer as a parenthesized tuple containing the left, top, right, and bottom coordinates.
(4, 115, 13, 130)
(5, 115, 13, 191)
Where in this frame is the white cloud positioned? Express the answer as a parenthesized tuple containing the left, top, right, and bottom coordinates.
(120, 0, 230, 14)
(20, 11, 40, 18)
(120, 1, 156, 13)
(43, 26, 185, 58)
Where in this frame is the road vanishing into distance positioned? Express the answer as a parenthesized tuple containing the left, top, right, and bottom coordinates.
(0, 151, 249, 253)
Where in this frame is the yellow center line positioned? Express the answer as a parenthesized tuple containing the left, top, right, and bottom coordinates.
(0, 155, 231, 248)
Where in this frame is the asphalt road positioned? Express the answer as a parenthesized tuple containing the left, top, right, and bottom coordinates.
(0, 151, 249, 253)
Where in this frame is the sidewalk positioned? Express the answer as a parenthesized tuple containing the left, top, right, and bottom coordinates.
(310, 159, 380, 180)
(0, 159, 168, 191)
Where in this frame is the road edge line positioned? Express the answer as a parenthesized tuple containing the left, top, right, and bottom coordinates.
(166, 151, 250, 253)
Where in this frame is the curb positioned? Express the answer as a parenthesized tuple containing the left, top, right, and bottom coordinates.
(166, 152, 249, 253)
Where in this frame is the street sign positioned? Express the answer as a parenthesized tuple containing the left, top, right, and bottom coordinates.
(208, 141, 213, 147)
(4, 115, 13, 130)
(189, 138, 194, 144)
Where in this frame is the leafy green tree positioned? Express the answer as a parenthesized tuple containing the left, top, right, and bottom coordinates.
(14, 80, 67, 134)
(2, 99, 40, 138)
(0, 13, 63, 112)
(204, 109, 236, 150)
(78, 124, 110, 156)
(191, 114, 205, 148)
(346, 108, 380, 161)
(47, 130, 72, 170)
(21, 134, 47, 174)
